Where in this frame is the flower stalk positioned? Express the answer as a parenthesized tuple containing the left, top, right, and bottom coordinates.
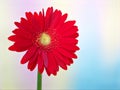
(37, 71, 42, 90)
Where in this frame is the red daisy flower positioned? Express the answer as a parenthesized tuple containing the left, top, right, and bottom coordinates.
(8, 7, 79, 76)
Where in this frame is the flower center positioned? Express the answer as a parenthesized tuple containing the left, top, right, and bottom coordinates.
(37, 33, 51, 46)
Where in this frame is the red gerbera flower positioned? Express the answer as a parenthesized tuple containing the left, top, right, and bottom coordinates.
(8, 7, 79, 76)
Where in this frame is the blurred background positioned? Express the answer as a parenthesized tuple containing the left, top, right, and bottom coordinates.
(0, 0, 120, 89)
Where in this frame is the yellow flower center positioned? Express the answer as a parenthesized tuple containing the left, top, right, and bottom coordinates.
(38, 33, 51, 46)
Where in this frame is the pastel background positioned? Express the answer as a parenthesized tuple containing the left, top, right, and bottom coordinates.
(0, 0, 120, 89)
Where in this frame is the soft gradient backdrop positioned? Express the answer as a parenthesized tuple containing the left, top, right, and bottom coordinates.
(0, 0, 120, 89)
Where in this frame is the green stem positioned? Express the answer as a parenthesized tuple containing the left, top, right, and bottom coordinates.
(37, 71, 42, 90)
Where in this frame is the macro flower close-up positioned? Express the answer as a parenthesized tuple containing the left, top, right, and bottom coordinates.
(8, 7, 79, 76)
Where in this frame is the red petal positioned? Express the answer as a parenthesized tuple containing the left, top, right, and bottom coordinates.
(49, 10, 62, 28)
(53, 49, 73, 66)
(14, 22, 29, 33)
(60, 38, 78, 45)
(9, 38, 33, 52)
(54, 56, 67, 70)
(57, 48, 77, 59)
(20, 18, 35, 33)
(12, 29, 33, 39)
(60, 44, 80, 51)
(45, 7, 53, 28)
(8, 45, 16, 51)
(25, 12, 33, 21)
(20, 45, 37, 64)
(15, 16, 37, 34)
(42, 51, 48, 68)
(32, 12, 44, 32)
(63, 33, 79, 38)
(60, 21, 76, 33)
(38, 11, 44, 32)
(52, 50, 67, 70)
(27, 50, 38, 71)
(14, 22, 22, 29)
(38, 51, 44, 74)
(9, 43, 32, 52)
(46, 69, 51, 76)
(8, 35, 16, 41)
(46, 52, 59, 75)
(62, 26, 79, 38)
(41, 51, 58, 75)
(55, 14, 68, 30)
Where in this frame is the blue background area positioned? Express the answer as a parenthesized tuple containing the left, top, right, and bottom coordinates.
(70, 0, 120, 89)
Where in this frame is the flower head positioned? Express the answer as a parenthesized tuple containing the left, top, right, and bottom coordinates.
(8, 7, 79, 76)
